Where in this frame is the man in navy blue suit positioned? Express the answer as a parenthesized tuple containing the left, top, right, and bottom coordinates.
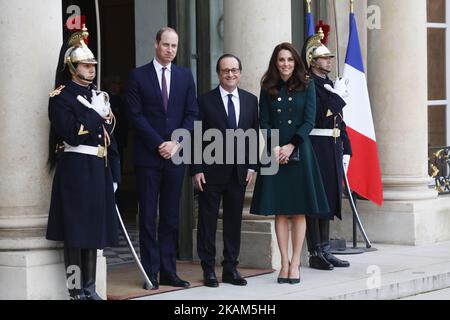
(126, 27, 198, 290)
(191, 54, 259, 288)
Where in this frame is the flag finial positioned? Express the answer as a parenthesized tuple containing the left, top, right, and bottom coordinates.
(306, 0, 312, 14)
(350, 0, 354, 13)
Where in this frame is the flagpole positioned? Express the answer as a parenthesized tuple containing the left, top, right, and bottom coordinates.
(95, 0, 102, 90)
(333, 0, 340, 76)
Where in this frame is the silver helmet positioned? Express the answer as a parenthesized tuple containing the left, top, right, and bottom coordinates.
(64, 25, 97, 75)
(304, 28, 335, 69)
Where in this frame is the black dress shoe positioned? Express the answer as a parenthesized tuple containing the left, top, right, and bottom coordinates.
(203, 271, 219, 288)
(323, 252, 350, 268)
(222, 270, 247, 286)
(143, 274, 159, 290)
(309, 253, 334, 270)
(160, 274, 190, 288)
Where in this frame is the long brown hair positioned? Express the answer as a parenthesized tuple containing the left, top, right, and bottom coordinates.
(261, 43, 309, 99)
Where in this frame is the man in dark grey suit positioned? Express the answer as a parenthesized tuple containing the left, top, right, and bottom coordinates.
(191, 54, 259, 288)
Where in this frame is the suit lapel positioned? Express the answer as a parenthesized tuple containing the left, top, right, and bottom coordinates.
(213, 87, 229, 128)
(237, 89, 246, 128)
(167, 64, 177, 112)
(149, 61, 165, 110)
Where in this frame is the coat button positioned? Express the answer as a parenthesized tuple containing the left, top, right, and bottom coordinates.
(288, 97, 293, 101)
(98, 134, 102, 139)
(277, 109, 282, 113)
(288, 120, 292, 125)
(278, 97, 282, 102)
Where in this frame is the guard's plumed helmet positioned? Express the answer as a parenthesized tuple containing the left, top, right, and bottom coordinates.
(304, 28, 334, 69)
(64, 25, 97, 74)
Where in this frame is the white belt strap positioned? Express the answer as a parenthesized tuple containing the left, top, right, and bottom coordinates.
(310, 128, 341, 138)
(63, 142, 106, 158)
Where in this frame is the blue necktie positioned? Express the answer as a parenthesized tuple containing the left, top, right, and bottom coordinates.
(161, 67, 169, 111)
(227, 94, 237, 129)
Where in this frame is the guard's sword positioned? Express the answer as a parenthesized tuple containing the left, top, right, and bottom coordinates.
(115, 204, 153, 289)
(343, 169, 372, 248)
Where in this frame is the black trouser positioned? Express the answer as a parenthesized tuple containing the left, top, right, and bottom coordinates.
(197, 169, 246, 273)
(306, 217, 331, 254)
(64, 247, 98, 299)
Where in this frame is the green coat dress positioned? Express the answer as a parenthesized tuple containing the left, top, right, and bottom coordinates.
(250, 81, 330, 216)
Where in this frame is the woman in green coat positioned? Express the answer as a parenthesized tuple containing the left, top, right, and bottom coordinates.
(250, 43, 329, 284)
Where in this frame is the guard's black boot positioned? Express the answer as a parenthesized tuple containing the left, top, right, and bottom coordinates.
(82, 249, 103, 300)
(64, 247, 87, 300)
(308, 247, 334, 270)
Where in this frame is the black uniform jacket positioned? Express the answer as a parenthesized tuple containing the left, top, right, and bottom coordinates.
(310, 73, 352, 220)
(46, 80, 120, 249)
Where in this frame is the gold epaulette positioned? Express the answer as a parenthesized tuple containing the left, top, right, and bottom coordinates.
(49, 85, 66, 98)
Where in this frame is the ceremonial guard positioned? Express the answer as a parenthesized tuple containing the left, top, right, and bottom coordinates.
(302, 30, 352, 270)
(46, 26, 120, 300)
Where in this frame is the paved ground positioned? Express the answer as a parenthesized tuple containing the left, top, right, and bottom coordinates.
(130, 241, 450, 300)
(400, 287, 450, 300)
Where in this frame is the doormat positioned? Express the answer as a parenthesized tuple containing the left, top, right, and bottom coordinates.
(107, 261, 275, 300)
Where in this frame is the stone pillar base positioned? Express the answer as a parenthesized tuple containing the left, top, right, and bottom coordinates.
(330, 195, 450, 245)
(0, 249, 107, 300)
(193, 219, 309, 270)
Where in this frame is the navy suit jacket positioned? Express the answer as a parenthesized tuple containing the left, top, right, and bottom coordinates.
(190, 87, 259, 186)
(126, 61, 198, 167)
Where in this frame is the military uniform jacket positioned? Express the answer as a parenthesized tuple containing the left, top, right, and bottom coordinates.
(46, 80, 120, 249)
(310, 73, 352, 220)
(250, 81, 329, 216)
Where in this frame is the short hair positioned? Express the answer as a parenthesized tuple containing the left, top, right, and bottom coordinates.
(156, 27, 178, 43)
(216, 54, 242, 74)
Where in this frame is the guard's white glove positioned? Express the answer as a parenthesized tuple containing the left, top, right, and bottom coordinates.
(343, 154, 351, 175)
(113, 182, 118, 193)
(324, 77, 349, 99)
(77, 90, 111, 119)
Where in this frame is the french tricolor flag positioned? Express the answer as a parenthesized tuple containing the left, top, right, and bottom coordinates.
(343, 12, 383, 206)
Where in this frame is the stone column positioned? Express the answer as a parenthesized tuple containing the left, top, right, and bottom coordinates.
(368, 0, 435, 201)
(0, 0, 106, 299)
(332, 0, 450, 245)
(223, 0, 292, 96)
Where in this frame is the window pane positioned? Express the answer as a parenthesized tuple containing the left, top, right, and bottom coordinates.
(428, 28, 446, 100)
(428, 105, 447, 148)
(428, 0, 446, 23)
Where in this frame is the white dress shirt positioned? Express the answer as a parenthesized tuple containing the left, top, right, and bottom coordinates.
(219, 86, 240, 128)
(153, 59, 172, 97)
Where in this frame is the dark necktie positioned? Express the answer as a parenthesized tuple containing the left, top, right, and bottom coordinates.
(161, 67, 169, 111)
(227, 94, 237, 129)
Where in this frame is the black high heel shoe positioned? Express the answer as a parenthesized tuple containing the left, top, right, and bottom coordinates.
(288, 266, 301, 284)
(277, 264, 290, 284)
(277, 277, 289, 284)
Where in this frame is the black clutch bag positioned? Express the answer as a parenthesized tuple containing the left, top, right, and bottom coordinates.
(289, 147, 300, 162)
